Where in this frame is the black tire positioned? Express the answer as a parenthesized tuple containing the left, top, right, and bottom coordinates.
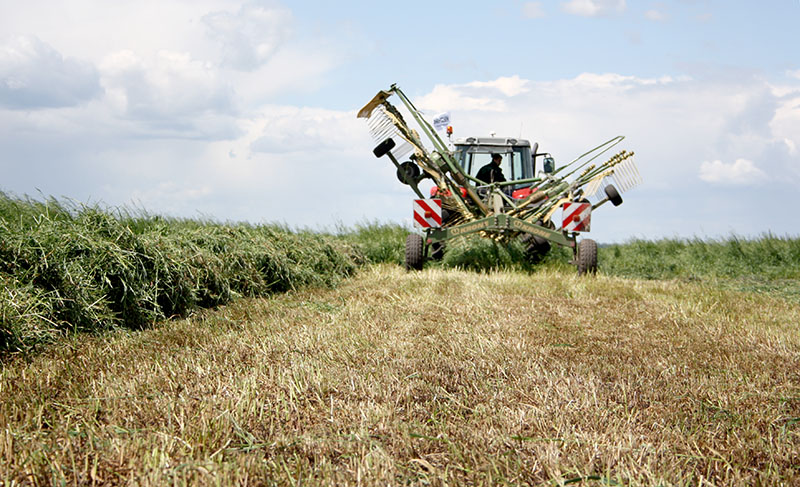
(520, 233, 551, 262)
(373, 138, 396, 158)
(604, 184, 623, 207)
(405, 234, 424, 270)
(577, 239, 598, 276)
(396, 161, 421, 185)
(430, 242, 445, 260)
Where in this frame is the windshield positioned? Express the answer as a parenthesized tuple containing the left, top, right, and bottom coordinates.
(454, 146, 532, 184)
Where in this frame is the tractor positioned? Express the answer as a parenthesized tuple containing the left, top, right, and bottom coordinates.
(358, 84, 641, 274)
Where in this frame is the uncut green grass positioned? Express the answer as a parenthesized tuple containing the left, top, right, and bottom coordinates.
(598, 236, 800, 302)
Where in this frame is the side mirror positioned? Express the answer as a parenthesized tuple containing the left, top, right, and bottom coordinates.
(543, 155, 556, 174)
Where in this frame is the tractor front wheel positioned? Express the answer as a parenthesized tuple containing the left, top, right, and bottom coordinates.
(576, 239, 598, 276)
(405, 234, 424, 270)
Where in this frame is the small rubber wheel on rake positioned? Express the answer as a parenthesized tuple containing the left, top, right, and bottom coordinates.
(396, 161, 421, 185)
(576, 238, 598, 276)
(430, 242, 445, 261)
(520, 233, 551, 263)
(405, 234, 424, 270)
(604, 184, 623, 206)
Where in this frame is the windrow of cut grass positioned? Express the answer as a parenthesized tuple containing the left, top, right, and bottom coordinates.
(332, 221, 411, 266)
(0, 194, 362, 355)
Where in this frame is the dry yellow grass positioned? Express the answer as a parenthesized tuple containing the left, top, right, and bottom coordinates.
(1, 265, 799, 485)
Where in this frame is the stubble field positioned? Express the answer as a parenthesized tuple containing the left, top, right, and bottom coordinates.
(2, 264, 799, 485)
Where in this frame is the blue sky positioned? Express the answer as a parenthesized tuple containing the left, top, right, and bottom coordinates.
(1, 0, 799, 242)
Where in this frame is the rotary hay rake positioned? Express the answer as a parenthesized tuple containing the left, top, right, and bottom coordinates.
(357, 84, 642, 274)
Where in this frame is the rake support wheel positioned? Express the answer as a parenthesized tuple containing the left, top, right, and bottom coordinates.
(430, 242, 445, 260)
(520, 233, 551, 263)
(405, 234, 424, 270)
(396, 161, 421, 185)
(604, 184, 623, 207)
(577, 238, 598, 276)
(373, 138, 396, 158)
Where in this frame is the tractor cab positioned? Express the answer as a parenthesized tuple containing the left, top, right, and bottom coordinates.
(452, 137, 553, 192)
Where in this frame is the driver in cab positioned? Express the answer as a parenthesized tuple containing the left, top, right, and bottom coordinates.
(476, 153, 507, 185)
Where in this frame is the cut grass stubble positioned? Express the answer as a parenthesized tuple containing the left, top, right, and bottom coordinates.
(2, 265, 799, 485)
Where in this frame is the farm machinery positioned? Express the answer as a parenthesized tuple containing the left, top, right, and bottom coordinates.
(357, 84, 641, 274)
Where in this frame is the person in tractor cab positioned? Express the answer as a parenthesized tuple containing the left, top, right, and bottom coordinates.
(476, 153, 507, 185)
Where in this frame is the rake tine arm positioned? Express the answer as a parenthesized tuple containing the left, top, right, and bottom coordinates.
(555, 135, 625, 180)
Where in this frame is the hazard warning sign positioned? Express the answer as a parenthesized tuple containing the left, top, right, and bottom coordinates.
(562, 202, 592, 232)
(413, 199, 442, 229)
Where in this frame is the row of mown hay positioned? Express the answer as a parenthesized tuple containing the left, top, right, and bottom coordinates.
(0, 194, 363, 354)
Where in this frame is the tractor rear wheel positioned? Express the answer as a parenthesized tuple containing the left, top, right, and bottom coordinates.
(577, 239, 598, 276)
(405, 234, 424, 270)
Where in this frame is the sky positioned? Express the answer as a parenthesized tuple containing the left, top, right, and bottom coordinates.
(1, 0, 799, 243)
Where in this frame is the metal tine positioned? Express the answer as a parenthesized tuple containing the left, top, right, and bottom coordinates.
(370, 120, 399, 143)
(613, 163, 630, 192)
(374, 119, 399, 139)
(392, 148, 413, 160)
(614, 168, 632, 192)
(619, 159, 642, 191)
(392, 141, 413, 157)
(366, 111, 387, 130)
(624, 160, 640, 188)
(372, 126, 396, 142)
(366, 108, 400, 142)
(369, 113, 394, 131)
(366, 108, 414, 157)
(367, 112, 393, 132)
(629, 158, 643, 185)
(584, 175, 605, 197)
(614, 160, 641, 192)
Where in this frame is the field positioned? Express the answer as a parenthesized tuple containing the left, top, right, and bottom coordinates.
(2, 195, 800, 485)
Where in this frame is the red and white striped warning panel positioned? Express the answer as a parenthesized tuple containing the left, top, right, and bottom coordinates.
(562, 202, 592, 232)
(413, 199, 442, 229)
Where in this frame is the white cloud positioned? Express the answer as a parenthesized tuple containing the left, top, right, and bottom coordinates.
(522, 2, 546, 19)
(466, 76, 531, 97)
(415, 85, 508, 113)
(99, 49, 234, 133)
(129, 182, 213, 215)
(203, 1, 293, 71)
(249, 106, 366, 154)
(644, 9, 668, 21)
(561, 0, 626, 17)
(0, 35, 101, 109)
(415, 76, 531, 113)
(699, 159, 767, 185)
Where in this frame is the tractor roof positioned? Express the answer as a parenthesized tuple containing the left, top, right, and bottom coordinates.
(453, 137, 532, 148)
